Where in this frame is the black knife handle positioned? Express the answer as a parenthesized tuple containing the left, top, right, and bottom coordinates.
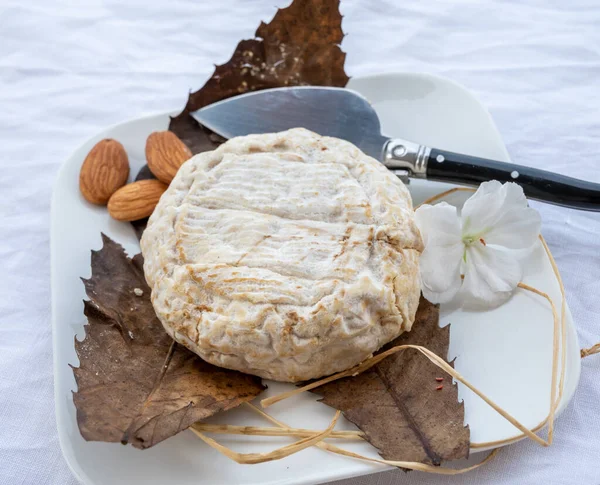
(424, 148, 600, 211)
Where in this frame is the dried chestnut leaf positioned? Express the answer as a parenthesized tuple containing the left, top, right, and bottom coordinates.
(312, 298, 470, 465)
(131, 0, 349, 239)
(72, 234, 265, 449)
(169, 0, 349, 153)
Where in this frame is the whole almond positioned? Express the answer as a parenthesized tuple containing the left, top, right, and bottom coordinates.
(145, 131, 192, 184)
(79, 139, 130, 205)
(107, 180, 168, 221)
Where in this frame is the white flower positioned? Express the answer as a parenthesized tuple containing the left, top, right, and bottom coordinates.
(414, 181, 541, 306)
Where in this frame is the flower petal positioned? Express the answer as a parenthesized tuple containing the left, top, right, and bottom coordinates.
(484, 184, 541, 249)
(420, 243, 464, 303)
(461, 182, 540, 250)
(415, 202, 462, 246)
(415, 203, 464, 304)
(460, 180, 505, 235)
(461, 243, 523, 306)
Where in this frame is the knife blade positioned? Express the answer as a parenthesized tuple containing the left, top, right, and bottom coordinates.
(192, 86, 388, 161)
(191, 86, 600, 211)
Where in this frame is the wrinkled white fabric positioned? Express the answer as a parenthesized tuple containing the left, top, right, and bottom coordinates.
(1, 0, 600, 484)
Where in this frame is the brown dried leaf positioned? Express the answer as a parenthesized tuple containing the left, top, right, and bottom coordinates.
(311, 298, 470, 465)
(72, 234, 265, 449)
(131, 0, 348, 239)
(169, 0, 349, 153)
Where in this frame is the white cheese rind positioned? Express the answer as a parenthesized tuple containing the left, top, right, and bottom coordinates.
(141, 128, 423, 382)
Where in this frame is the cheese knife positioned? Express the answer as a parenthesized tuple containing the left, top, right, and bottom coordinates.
(191, 86, 600, 211)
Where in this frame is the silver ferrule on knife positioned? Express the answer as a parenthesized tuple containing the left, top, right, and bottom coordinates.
(382, 139, 430, 180)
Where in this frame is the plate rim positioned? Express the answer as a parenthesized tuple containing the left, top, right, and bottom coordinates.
(51, 70, 582, 485)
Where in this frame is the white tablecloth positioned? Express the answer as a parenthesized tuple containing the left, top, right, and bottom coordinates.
(1, 0, 600, 483)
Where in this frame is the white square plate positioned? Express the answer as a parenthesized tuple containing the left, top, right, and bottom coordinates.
(51, 72, 581, 485)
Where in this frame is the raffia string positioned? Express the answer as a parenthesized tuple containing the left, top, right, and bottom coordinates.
(192, 423, 364, 440)
(581, 343, 600, 358)
(260, 188, 566, 450)
(192, 186, 579, 471)
(540, 238, 599, 359)
(430, 188, 570, 446)
(260, 285, 555, 447)
(190, 410, 341, 464)
(414, 186, 476, 209)
(244, 402, 498, 474)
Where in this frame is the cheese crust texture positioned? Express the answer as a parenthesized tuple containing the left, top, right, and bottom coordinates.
(141, 128, 423, 382)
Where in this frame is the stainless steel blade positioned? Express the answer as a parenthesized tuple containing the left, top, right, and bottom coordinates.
(191, 86, 390, 160)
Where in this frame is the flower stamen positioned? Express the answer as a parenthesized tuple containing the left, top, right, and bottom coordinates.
(463, 231, 488, 247)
